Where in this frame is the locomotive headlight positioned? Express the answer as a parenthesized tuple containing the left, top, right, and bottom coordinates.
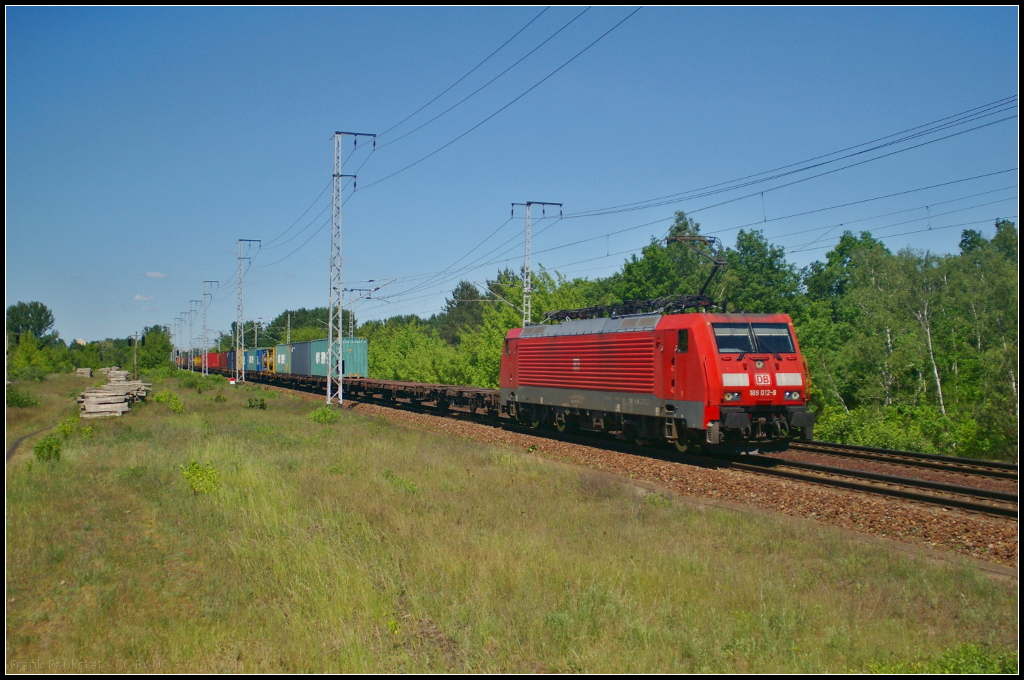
(784, 391, 801, 400)
(724, 392, 741, 402)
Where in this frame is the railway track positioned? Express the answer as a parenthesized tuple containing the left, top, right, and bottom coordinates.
(727, 456, 1017, 519)
(787, 440, 1018, 480)
(225, 370, 1019, 519)
(405, 400, 1018, 519)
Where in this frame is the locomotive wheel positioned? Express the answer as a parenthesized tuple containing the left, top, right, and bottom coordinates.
(554, 420, 567, 433)
(672, 434, 690, 454)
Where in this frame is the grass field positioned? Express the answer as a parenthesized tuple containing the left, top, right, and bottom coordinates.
(5, 373, 1018, 673)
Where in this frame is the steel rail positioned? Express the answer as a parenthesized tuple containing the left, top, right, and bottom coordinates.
(739, 456, 1017, 501)
(789, 440, 1018, 478)
(728, 462, 1018, 519)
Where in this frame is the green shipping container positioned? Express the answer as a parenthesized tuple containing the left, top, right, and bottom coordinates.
(309, 338, 368, 378)
(275, 344, 291, 374)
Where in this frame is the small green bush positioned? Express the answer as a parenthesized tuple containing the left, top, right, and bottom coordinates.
(81, 426, 94, 439)
(154, 390, 185, 413)
(306, 405, 338, 424)
(178, 374, 201, 390)
(213, 393, 227, 403)
(56, 416, 78, 440)
(34, 434, 62, 462)
(6, 384, 41, 407)
(141, 364, 177, 381)
(870, 643, 1018, 674)
(245, 398, 267, 410)
(180, 459, 221, 494)
(10, 366, 47, 382)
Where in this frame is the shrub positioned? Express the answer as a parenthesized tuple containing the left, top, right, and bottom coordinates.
(245, 398, 267, 410)
(154, 390, 185, 413)
(10, 366, 47, 382)
(178, 374, 201, 390)
(306, 405, 338, 424)
(6, 384, 41, 408)
(34, 434, 61, 462)
(56, 417, 78, 440)
(141, 364, 176, 381)
(869, 643, 1018, 674)
(180, 459, 221, 494)
(213, 393, 227, 403)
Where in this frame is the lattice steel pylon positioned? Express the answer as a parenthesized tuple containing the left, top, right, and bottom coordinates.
(189, 300, 200, 371)
(235, 240, 259, 381)
(512, 201, 562, 327)
(327, 130, 374, 405)
(201, 281, 217, 375)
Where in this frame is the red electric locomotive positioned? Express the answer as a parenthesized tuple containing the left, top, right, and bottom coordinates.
(499, 312, 815, 451)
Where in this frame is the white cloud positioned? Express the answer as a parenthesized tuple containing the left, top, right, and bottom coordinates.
(133, 295, 154, 301)
(145, 272, 167, 278)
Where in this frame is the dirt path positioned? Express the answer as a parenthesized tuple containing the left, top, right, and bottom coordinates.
(6, 425, 55, 462)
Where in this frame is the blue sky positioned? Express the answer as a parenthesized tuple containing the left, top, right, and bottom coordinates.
(6, 7, 1018, 344)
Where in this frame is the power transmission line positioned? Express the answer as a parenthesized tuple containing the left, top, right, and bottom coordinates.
(376, 8, 590, 150)
(261, 180, 333, 247)
(356, 7, 643, 192)
(563, 95, 1018, 218)
(378, 7, 551, 139)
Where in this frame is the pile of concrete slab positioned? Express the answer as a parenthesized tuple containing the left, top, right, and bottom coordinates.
(75, 368, 93, 377)
(78, 370, 152, 419)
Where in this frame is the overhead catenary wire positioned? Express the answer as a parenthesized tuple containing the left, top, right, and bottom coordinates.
(375, 8, 591, 151)
(261, 180, 333, 247)
(242, 83, 1012, 287)
(377, 7, 551, 139)
(356, 7, 643, 193)
(353, 184, 1017, 317)
(562, 95, 1018, 218)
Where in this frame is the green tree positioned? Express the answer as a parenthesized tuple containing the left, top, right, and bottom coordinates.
(7, 301, 57, 346)
(719, 229, 801, 315)
(139, 325, 174, 370)
(433, 280, 487, 345)
(604, 211, 711, 302)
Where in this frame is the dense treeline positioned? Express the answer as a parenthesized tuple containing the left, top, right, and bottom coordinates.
(352, 214, 1018, 462)
(7, 215, 1016, 461)
(5, 312, 175, 380)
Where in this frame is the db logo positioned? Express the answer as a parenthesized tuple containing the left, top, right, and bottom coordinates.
(755, 373, 771, 385)
(572, 358, 581, 371)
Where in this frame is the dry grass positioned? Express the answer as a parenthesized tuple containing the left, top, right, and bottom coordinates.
(5, 374, 1018, 672)
(5, 374, 93, 452)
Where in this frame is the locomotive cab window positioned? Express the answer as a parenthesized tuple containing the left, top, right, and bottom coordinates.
(712, 323, 756, 354)
(677, 329, 689, 353)
(751, 323, 795, 354)
(713, 322, 795, 354)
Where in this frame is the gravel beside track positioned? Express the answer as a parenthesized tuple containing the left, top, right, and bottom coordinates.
(346, 401, 1018, 568)
(767, 450, 1019, 494)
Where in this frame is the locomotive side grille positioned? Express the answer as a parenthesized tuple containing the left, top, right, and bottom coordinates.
(518, 337, 656, 392)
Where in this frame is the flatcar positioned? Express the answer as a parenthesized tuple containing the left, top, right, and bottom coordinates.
(500, 312, 815, 451)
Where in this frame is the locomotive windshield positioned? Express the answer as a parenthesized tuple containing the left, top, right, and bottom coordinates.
(751, 323, 795, 354)
(713, 323, 795, 355)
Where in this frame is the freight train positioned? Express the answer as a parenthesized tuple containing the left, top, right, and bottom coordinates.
(190, 309, 815, 453)
(177, 337, 368, 378)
